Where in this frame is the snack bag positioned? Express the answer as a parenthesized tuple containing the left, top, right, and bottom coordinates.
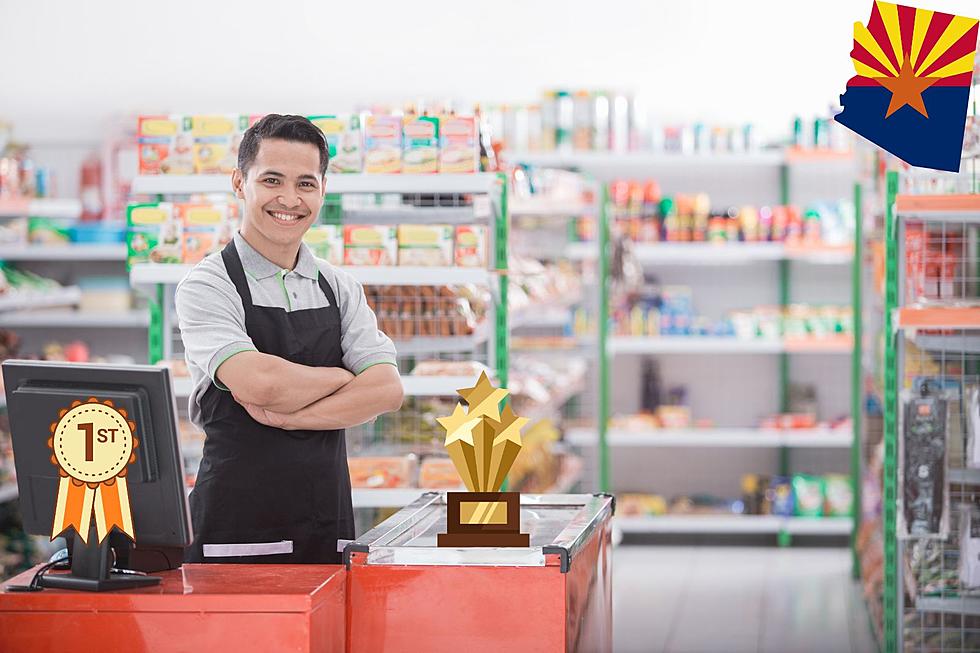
(178, 203, 228, 264)
(402, 115, 439, 173)
(191, 115, 244, 174)
(138, 115, 193, 175)
(343, 225, 397, 265)
(127, 203, 182, 265)
(364, 115, 402, 173)
(439, 115, 478, 173)
(303, 224, 343, 266)
(397, 224, 453, 266)
(792, 474, 825, 517)
(308, 114, 363, 173)
(455, 225, 487, 267)
(768, 476, 794, 517)
(823, 474, 853, 517)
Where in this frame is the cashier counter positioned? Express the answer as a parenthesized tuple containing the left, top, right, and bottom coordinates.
(1, 493, 614, 653)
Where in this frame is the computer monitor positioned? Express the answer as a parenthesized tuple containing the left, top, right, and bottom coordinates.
(2, 360, 192, 591)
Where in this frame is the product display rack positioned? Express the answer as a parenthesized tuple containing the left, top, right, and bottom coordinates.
(130, 172, 511, 511)
(529, 152, 861, 540)
(883, 165, 980, 652)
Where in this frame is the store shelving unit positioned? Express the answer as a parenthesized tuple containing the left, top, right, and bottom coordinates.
(514, 149, 859, 541)
(616, 514, 852, 535)
(0, 309, 148, 328)
(0, 198, 82, 220)
(882, 168, 980, 651)
(130, 173, 511, 511)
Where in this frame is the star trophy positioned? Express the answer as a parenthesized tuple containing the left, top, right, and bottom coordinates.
(437, 372, 530, 547)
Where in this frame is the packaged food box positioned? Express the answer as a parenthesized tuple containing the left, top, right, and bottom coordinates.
(402, 115, 439, 173)
(823, 474, 852, 517)
(440, 115, 478, 173)
(397, 224, 453, 266)
(303, 224, 343, 266)
(191, 114, 246, 174)
(178, 203, 231, 264)
(455, 225, 487, 267)
(418, 457, 464, 489)
(364, 115, 402, 173)
(347, 456, 416, 488)
(769, 476, 794, 517)
(343, 225, 397, 265)
(138, 115, 194, 175)
(127, 203, 182, 265)
(308, 114, 363, 173)
(792, 474, 825, 517)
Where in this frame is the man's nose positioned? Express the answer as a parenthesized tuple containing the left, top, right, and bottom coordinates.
(278, 193, 302, 208)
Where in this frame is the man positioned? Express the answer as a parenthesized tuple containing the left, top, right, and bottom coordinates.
(175, 114, 403, 564)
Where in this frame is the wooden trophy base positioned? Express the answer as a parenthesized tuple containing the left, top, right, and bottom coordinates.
(438, 491, 529, 548)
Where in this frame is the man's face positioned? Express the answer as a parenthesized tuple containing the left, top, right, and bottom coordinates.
(234, 138, 324, 249)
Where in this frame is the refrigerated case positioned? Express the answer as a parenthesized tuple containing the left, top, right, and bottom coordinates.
(344, 492, 614, 652)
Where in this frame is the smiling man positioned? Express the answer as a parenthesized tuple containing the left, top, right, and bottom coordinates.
(175, 114, 403, 564)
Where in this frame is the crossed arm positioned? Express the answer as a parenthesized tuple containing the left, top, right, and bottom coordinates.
(217, 351, 403, 430)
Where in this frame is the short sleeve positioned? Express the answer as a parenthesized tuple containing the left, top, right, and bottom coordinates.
(330, 268, 398, 374)
(175, 257, 257, 389)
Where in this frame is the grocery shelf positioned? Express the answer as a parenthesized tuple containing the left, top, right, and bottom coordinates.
(0, 287, 81, 312)
(132, 173, 500, 196)
(782, 336, 853, 353)
(351, 488, 429, 509)
(609, 336, 783, 355)
(507, 151, 785, 168)
(0, 198, 82, 220)
(0, 483, 18, 503)
(896, 306, 980, 330)
(401, 375, 482, 396)
(896, 194, 980, 220)
(947, 468, 980, 484)
(0, 244, 127, 261)
(395, 324, 489, 355)
(510, 301, 576, 329)
(630, 242, 852, 266)
(616, 514, 851, 535)
(915, 596, 980, 616)
(913, 333, 980, 354)
(131, 263, 491, 287)
(563, 242, 596, 261)
(0, 309, 149, 328)
(783, 147, 855, 163)
(510, 198, 592, 217)
(520, 377, 586, 422)
(565, 427, 852, 448)
(343, 206, 479, 225)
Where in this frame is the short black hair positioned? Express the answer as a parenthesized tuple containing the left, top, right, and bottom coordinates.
(237, 114, 329, 177)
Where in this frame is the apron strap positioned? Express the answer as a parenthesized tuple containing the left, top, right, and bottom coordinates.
(316, 271, 340, 311)
(220, 239, 254, 307)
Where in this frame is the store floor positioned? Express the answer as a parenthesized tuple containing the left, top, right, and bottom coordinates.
(613, 545, 876, 653)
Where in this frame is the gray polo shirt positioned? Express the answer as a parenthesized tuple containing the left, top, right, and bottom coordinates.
(175, 232, 397, 429)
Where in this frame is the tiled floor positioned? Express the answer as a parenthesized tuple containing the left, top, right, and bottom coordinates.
(613, 546, 878, 653)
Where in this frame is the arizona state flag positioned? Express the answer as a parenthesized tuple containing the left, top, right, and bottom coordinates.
(835, 2, 978, 172)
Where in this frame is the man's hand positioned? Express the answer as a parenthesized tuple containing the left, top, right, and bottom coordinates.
(236, 396, 292, 429)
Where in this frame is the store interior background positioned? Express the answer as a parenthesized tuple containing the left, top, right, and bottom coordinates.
(2, 1, 979, 651)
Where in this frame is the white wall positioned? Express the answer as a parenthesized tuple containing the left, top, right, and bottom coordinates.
(2, 0, 978, 148)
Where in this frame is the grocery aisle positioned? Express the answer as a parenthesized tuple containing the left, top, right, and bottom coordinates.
(614, 545, 877, 653)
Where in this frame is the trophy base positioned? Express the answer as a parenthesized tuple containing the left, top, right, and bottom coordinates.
(437, 532, 530, 547)
(438, 491, 529, 548)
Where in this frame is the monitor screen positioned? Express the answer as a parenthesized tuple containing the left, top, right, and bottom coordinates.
(2, 360, 192, 548)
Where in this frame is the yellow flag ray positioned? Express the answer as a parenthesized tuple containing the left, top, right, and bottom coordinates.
(927, 52, 977, 79)
(876, 1, 905, 74)
(915, 16, 979, 76)
(909, 8, 934, 69)
(854, 21, 899, 76)
(853, 59, 891, 78)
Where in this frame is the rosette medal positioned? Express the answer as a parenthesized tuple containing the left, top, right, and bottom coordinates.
(437, 372, 530, 547)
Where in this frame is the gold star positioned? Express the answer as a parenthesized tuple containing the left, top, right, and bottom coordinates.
(437, 403, 480, 444)
(457, 371, 508, 421)
(875, 56, 939, 118)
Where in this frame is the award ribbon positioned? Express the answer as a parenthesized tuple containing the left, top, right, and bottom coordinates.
(48, 398, 139, 544)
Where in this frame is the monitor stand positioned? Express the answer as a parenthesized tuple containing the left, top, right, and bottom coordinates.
(40, 525, 161, 592)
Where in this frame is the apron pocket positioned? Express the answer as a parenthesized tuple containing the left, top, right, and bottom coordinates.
(202, 540, 294, 558)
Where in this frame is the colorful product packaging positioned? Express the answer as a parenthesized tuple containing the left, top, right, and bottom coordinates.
(138, 115, 194, 175)
(792, 474, 825, 517)
(126, 203, 182, 265)
(439, 115, 478, 173)
(454, 225, 487, 267)
(191, 114, 245, 174)
(364, 115, 403, 173)
(769, 476, 795, 517)
(397, 224, 453, 266)
(823, 474, 853, 517)
(308, 114, 363, 173)
(343, 225, 397, 265)
(402, 115, 439, 173)
(303, 224, 344, 266)
(179, 203, 233, 265)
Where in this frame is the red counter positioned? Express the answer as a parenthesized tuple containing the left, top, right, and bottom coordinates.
(0, 564, 346, 653)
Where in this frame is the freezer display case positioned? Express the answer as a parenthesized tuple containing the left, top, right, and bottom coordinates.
(344, 492, 614, 652)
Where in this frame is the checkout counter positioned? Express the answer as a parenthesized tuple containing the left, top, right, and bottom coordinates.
(0, 493, 613, 652)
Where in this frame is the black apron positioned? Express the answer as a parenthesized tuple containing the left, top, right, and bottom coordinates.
(184, 240, 355, 564)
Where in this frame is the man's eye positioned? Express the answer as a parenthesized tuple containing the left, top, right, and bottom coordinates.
(300, 182, 316, 189)
(262, 178, 279, 185)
